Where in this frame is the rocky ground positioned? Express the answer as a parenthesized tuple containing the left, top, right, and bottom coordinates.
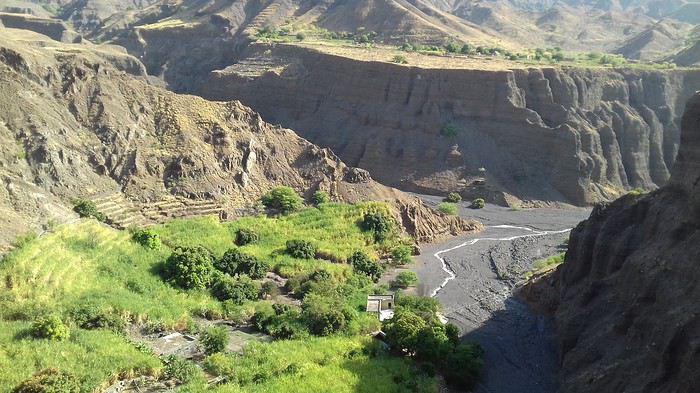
(413, 194, 590, 393)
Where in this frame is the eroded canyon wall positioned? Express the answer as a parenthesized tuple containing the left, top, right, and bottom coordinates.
(201, 44, 700, 205)
(551, 93, 700, 393)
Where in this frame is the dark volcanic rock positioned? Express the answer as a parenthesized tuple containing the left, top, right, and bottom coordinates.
(553, 93, 700, 393)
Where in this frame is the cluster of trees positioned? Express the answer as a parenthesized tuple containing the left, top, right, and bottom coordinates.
(383, 295, 484, 390)
(163, 244, 271, 305)
(360, 211, 395, 242)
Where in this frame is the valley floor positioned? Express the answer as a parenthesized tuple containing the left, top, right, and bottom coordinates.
(413, 196, 591, 393)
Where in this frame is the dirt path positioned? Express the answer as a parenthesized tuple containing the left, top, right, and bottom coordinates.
(412, 195, 591, 393)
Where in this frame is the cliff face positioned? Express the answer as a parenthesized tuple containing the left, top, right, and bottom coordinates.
(201, 44, 700, 205)
(553, 93, 700, 392)
(0, 29, 477, 250)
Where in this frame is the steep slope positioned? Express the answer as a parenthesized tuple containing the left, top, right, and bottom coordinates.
(0, 27, 477, 250)
(549, 93, 700, 392)
(201, 43, 700, 206)
(614, 21, 688, 61)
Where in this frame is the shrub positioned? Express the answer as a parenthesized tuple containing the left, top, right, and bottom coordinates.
(286, 239, 317, 259)
(30, 315, 69, 341)
(68, 303, 125, 333)
(261, 187, 303, 214)
(260, 281, 280, 299)
(627, 188, 644, 197)
(349, 251, 384, 282)
(211, 274, 260, 304)
(302, 294, 347, 336)
(360, 212, 394, 242)
(164, 245, 215, 290)
(391, 55, 408, 64)
(445, 192, 462, 203)
(200, 326, 229, 354)
(391, 244, 413, 265)
(72, 199, 104, 221)
(392, 271, 418, 288)
(311, 190, 330, 205)
(470, 198, 486, 209)
(382, 308, 426, 354)
(437, 202, 458, 215)
(440, 124, 460, 138)
(12, 369, 80, 393)
(163, 355, 206, 384)
(296, 32, 306, 41)
(234, 228, 259, 246)
(132, 229, 161, 249)
(445, 42, 460, 53)
(215, 248, 269, 279)
(446, 323, 460, 346)
(443, 343, 484, 389)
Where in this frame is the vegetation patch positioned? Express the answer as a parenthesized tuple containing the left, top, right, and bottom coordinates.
(437, 202, 458, 215)
(525, 252, 566, 279)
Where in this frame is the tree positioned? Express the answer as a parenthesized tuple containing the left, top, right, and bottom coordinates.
(164, 246, 215, 290)
(415, 325, 451, 361)
(72, 199, 104, 221)
(261, 187, 303, 214)
(445, 42, 460, 53)
(132, 229, 161, 249)
(360, 212, 394, 242)
(382, 308, 426, 354)
(200, 326, 229, 354)
(13, 369, 80, 393)
(215, 248, 269, 279)
(443, 343, 485, 389)
(445, 192, 462, 203)
(311, 191, 330, 206)
(391, 271, 418, 288)
(445, 323, 461, 346)
(349, 251, 384, 282)
(211, 274, 260, 304)
(286, 240, 317, 259)
(30, 315, 69, 341)
(234, 228, 259, 246)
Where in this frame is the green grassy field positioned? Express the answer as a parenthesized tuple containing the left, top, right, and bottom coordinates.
(0, 202, 427, 392)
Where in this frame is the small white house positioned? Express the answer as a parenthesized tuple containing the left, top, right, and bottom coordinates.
(366, 294, 395, 321)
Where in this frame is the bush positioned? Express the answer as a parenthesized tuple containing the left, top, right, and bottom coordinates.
(627, 188, 644, 197)
(260, 281, 280, 299)
(261, 187, 303, 214)
(163, 355, 205, 385)
(215, 248, 269, 279)
(392, 271, 418, 288)
(72, 199, 104, 221)
(132, 229, 161, 249)
(437, 203, 458, 215)
(311, 190, 330, 206)
(382, 308, 426, 354)
(68, 303, 125, 333)
(445, 192, 462, 203)
(349, 251, 384, 282)
(296, 32, 306, 41)
(211, 274, 260, 304)
(302, 294, 347, 336)
(200, 326, 229, 354)
(164, 245, 215, 290)
(440, 124, 460, 138)
(445, 42, 460, 53)
(391, 245, 413, 265)
(443, 343, 484, 389)
(234, 228, 259, 246)
(286, 239, 317, 259)
(360, 212, 394, 242)
(30, 315, 69, 341)
(391, 55, 408, 64)
(13, 369, 80, 393)
(470, 198, 485, 209)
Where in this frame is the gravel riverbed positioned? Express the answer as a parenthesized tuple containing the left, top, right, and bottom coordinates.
(412, 195, 591, 393)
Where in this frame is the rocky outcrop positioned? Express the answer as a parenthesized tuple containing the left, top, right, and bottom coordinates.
(201, 44, 700, 205)
(0, 28, 478, 249)
(551, 93, 700, 392)
(0, 12, 80, 42)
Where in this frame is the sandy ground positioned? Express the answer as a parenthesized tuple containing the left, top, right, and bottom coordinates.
(413, 195, 591, 393)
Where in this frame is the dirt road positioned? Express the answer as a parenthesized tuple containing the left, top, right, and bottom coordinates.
(413, 196, 590, 393)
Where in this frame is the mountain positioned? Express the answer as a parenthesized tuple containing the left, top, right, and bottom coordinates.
(0, 27, 474, 250)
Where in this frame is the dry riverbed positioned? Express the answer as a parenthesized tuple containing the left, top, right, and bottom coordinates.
(413, 195, 591, 393)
